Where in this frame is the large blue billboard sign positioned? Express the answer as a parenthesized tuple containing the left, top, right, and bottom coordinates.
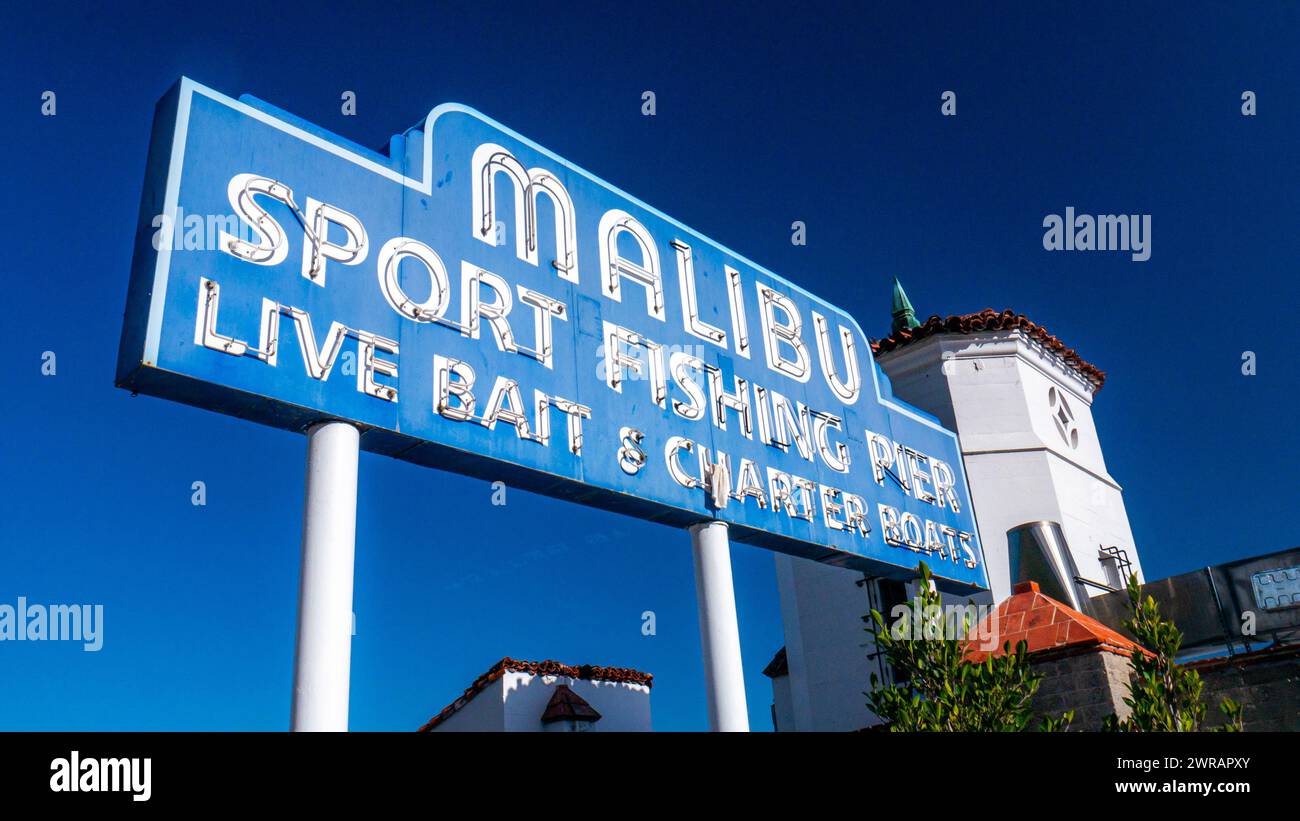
(118, 78, 989, 590)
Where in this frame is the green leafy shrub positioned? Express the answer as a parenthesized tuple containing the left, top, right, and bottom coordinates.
(865, 562, 1072, 732)
(1103, 574, 1244, 732)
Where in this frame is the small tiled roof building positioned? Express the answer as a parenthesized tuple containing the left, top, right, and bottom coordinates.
(963, 580, 1150, 730)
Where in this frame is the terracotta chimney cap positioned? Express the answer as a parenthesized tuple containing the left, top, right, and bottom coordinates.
(963, 582, 1152, 664)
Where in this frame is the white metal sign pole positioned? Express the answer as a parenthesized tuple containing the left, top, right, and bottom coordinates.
(291, 421, 361, 732)
(689, 521, 750, 732)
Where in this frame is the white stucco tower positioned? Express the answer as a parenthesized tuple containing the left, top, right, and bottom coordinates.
(764, 284, 1144, 731)
(872, 299, 1143, 601)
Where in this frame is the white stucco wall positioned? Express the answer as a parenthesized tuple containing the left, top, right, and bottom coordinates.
(771, 554, 993, 731)
(769, 672, 795, 732)
(501, 671, 652, 732)
(877, 331, 1142, 600)
(774, 554, 877, 732)
(430, 670, 652, 732)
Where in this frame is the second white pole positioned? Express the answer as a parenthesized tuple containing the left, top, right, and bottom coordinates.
(291, 421, 361, 732)
(689, 520, 750, 732)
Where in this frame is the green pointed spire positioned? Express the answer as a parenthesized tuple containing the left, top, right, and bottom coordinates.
(891, 277, 921, 334)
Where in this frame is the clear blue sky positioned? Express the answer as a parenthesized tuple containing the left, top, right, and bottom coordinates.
(1, 2, 1296, 731)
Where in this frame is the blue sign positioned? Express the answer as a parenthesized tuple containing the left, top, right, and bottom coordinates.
(117, 78, 989, 590)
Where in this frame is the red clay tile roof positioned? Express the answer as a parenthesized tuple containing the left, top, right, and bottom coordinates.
(541, 684, 603, 724)
(871, 309, 1107, 391)
(417, 657, 652, 732)
(963, 581, 1151, 663)
(761, 646, 788, 678)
